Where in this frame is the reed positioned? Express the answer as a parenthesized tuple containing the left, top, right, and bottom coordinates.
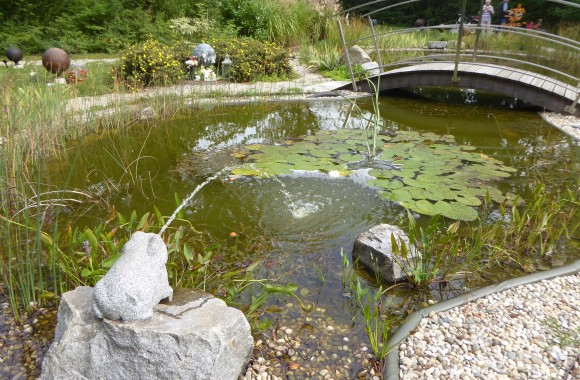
(391, 183, 579, 289)
(299, 41, 343, 71)
(471, 184, 579, 277)
(0, 62, 206, 316)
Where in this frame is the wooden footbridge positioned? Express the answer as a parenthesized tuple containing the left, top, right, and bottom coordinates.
(334, 0, 580, 116)
(336, 61, 580, 116)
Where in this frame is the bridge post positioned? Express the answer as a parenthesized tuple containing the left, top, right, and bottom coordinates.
(367, 16, 384, 73)
(337, 16, 358, 92)
(564, 82, 580, 115)
(472, 0, 486, 62)
(452, 0, 468, 82)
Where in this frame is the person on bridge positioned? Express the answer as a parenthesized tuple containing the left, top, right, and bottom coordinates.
(481, 0, 495, 35)
(499, 0, 510, 25)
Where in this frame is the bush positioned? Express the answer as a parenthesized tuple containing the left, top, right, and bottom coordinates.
(115, 38, 184, 89)
(209, 37, 292, 83)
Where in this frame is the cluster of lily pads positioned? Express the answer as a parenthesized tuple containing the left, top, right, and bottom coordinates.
(230, 129, 516, 221)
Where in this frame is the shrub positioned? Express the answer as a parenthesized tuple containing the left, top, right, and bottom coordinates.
(209, 37, 293, 83)
(115, 37, 184, 89)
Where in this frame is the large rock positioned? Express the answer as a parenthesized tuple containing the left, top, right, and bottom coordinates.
(340, 45, 372, 66)
(352, 224, 421, 282)
(93, 231, 173, 321)
(427, 41, 448, 49)
(361, 61, 380, 77)
(40, 286, 253, 380)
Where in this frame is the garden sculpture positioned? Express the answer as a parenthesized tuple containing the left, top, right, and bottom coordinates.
(6, 47, 23, 65)
(192, 43, 216, 67)
(93, 231, 173, 321)
(42, 47, 70, 75)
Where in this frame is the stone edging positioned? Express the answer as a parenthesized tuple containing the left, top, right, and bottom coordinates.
(382, 259, 580, 380)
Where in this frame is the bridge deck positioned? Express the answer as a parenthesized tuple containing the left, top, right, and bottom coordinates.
(388, 63, 578, 102)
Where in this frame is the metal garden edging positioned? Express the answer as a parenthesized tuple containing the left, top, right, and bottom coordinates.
(383, 259, 580, 380)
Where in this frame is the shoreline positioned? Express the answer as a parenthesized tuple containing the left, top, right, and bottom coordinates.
(539, 111, 580, 142)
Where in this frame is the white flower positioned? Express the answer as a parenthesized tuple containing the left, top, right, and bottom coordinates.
(328, 170, 341, 177)
(185, 59, 198, 67)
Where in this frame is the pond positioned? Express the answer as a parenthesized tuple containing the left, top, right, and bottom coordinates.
(37, 93, 580, 377)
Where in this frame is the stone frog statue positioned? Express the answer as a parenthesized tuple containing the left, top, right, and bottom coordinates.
(93, 231, 173, 321)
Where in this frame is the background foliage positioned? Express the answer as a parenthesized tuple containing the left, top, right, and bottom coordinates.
(341, 0, 580, 29)
(2, 0, 577, 55)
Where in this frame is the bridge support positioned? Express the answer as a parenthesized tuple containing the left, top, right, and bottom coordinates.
(367, 16, 384, 74)
(564, 82, 580, 115)
(337, 16, 358, 92)
(452, 0, 468, 83)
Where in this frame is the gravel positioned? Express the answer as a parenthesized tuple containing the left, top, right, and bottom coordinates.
(540, 111, 580, 142)
(399, 274, 580, 379)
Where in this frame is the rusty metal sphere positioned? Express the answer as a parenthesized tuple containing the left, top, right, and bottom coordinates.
(42, 48, 70, 74)
(6, 47, 23, 64)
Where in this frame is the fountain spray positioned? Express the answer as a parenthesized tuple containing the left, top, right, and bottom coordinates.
(158, 167, 231, 236)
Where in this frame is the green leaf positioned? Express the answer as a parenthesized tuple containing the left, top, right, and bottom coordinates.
(175, 193, 184, 219)
(136, 212, 150, 230)
(183, 243, 193, 262)
(81, 268, 93, 278)
(84, 228, 98, 252)
(40, 232, 54, 247)
(102, 253, 121, 268)
(129, 210, 137, 228)
(153, 206, 165, 227)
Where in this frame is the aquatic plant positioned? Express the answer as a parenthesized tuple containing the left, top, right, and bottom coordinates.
(355, 280, 391, 367)
(390, 212, 450, 288)
(230, 128, 516, 221)
(470, 183, 579, 276)
(340, 249, 391, 370)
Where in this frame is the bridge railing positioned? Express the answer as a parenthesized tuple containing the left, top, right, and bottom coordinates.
(363, 25, 580, 81)
(337, 0, 580, 113)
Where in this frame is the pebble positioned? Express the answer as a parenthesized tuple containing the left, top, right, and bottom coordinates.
(399, 274, 580, 379)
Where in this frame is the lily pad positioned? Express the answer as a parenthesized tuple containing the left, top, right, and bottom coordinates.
(369, 169, 395, 179)
(406, 186, 430, 200)
(391, 188, 413, 202)
(411, 199, 439, 215)
(338, 153, 365, 162)
(383, 179, 405, 190)
(231, 165, 263, 176)
(455, 195, 483, 206)
(369, 178, 392, 188)
(229, 128, 516, 221)
(434, 201, 479, 221)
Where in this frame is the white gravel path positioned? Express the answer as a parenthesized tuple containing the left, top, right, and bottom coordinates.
(399, 274, 580, 379)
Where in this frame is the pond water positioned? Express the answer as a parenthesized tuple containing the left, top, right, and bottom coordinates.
(41, 93, 579, 376)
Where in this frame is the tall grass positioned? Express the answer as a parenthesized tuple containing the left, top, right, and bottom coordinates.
(266, 0, 321, 46)
(0, 62, 195, 317)
(299, 41, 343, 70)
